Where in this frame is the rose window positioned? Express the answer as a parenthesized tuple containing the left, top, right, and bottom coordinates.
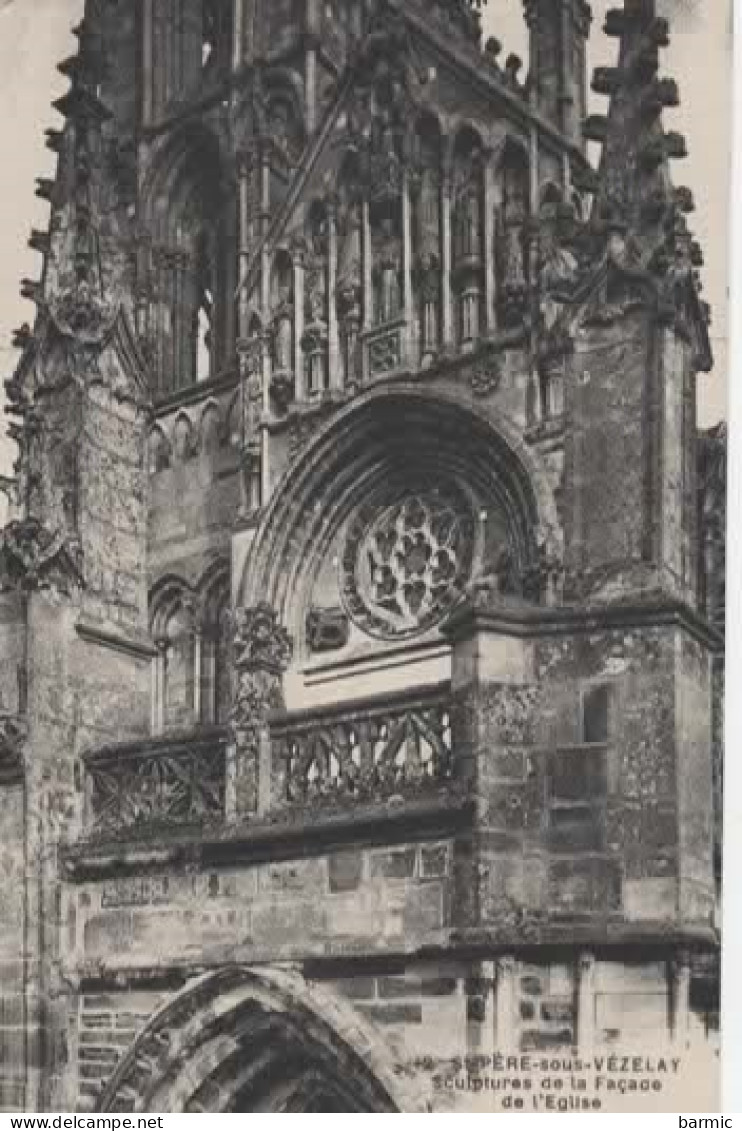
(341, 490, 474, 638)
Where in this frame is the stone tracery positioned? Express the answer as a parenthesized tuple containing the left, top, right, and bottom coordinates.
(341, 488, 475, 639)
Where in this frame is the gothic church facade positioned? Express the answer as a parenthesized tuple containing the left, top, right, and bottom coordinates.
(0, 0, 725, 1113)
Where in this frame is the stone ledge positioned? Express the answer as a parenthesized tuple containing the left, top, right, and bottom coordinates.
(68, 930, 720, 996)
(76, 620, 157, 661)
(442, 592, 724, 651)
(60, 788, 472, 881)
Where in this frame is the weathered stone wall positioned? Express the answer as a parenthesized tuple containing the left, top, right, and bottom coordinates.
(565, 317, 651, 584)
(0, 783, 26, 1112)
(147, 394, 241, 588)
(0, 594, 25, 713)
(450, 615, 715, 940)
(63, 953, 719, 1113)
(676, 633, 715, 921)
(76, 988, 168, 1112)
(71, 839, 455, 970)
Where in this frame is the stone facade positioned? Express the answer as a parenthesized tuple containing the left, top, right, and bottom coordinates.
(0, 0, 723, 1114)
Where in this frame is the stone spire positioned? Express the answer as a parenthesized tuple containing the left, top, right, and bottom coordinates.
(585, 2, 689, 236)
(1, 3, 146, 591)
(581, 0, 709, 362)
(43, 14, 120, 339)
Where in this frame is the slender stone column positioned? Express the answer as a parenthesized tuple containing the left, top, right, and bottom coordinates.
(441, 174, 454, 346)
(466, 960, 497, 1056)
(142, 0, 154, 126)
(670, 952, 691, 1048)
(233, 0, 244, 72)
(305, 48, 318, 135)
(236, 148, 258, 341)
(402, 171, 415, 363)
(362, 199, 373, 331)
(327, 199, 341, 390)
(483, 155, 498, 334)
(231, 604, 293, 819)
(291, 241, 306, 401)
(528, 123, 539, 217)
(576, 953, 596, 1054)
(495, 956, 517, 1052)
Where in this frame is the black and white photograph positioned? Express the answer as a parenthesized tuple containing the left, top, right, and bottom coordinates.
(0, 0, 731, 1115)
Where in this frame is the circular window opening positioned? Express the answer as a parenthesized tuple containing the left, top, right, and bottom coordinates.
(340, 485, 475, 640)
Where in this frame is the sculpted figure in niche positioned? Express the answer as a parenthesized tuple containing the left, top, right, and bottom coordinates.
(373, 214, 402, 325)
(272, 280, 294, 372)
(336, 200, 363, 323)
(499, 155, 529, 297)
(458, 183, 481, 262)
(502, 219, 527, 292)
(305, 224, 328, 327)
(416, 250, 441, 354)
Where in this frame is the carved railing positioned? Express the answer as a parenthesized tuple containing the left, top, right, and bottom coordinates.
(270, 684, 454, 810)
(84, 728, 228, 837)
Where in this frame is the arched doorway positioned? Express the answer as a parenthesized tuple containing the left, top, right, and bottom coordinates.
(95, 966, 427, 1113)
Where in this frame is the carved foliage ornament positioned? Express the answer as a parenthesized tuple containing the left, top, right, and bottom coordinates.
(0, 518, 83, 594)
(341, 488, 475, 639)
(468, 353, 502, 398)
(50, 276, 118, 345)
(233, 603, 293, 674)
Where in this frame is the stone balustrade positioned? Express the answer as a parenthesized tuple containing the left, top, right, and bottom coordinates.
(84, 728, 228, 837)
(270, 683, 454, 811)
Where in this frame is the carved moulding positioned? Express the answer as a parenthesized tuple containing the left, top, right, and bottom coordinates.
(231, 604, 293, 815)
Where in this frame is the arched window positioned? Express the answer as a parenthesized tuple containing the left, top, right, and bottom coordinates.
(149, 1, 233, 120)
(202, 0, 233, 72)
(144, 129, 237, 398)
(152, 586, 198, 734)
(201, 571, 231, 726)
(151, 568, 231, 734)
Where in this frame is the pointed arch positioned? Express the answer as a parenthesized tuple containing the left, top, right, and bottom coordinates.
(199, 398, 222, 455)
(95, 966, 427, 1113)
(198, 558, 231, 726)
(140, 123, 237, 397)
(238, 386, 558, 650)
(150, 575, 198, 734)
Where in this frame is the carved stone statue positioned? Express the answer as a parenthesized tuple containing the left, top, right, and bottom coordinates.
(373, 215, 402, 325)
(271, 289, 294, 374)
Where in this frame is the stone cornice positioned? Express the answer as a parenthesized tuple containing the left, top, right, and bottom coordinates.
(76, 619, 158, 661)
(152, 366, 239, 417)
(68, 925, 718, 994)
(442, 594, 724, 653)
(59, 788, 472, 882)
